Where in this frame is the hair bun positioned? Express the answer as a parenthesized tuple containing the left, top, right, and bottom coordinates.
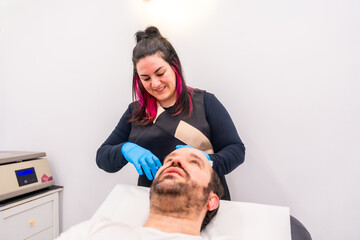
(135, 26, 162, 43)
(145, 26, 161, 38)
(135, 31, 146, 43)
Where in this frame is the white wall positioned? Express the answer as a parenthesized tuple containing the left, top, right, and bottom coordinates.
(1, 1, 359, 240)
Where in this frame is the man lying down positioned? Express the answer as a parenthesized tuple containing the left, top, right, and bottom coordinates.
(57, 146, 224, 240)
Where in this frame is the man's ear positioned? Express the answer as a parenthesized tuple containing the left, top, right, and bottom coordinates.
(207, 192, 219, 211)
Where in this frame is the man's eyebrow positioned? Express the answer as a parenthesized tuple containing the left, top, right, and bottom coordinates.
(164, 152, 177, 161)
(164, 151, 206, 164)
(139, 66, 163, 76)
(189, 153, 207, 166)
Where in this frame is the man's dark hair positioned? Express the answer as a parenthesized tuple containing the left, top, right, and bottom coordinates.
(201, 170, 224, 231)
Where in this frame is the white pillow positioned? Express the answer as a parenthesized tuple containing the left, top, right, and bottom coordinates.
(93, 184, 291, 240)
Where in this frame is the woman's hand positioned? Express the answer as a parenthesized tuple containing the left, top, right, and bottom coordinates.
(121, 142, 162, 180)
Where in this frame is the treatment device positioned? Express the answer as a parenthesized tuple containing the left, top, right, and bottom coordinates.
(0, 151, 54, 201)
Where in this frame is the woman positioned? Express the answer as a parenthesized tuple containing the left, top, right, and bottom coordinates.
(96, 26, 245, 200)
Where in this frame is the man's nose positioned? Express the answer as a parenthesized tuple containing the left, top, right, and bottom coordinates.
(170, 158, 183, 167)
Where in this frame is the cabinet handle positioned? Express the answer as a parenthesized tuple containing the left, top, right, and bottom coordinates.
(29, 220, 35, 226)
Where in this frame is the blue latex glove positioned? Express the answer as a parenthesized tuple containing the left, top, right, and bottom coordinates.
(121, 142, 162, 180)
(175, 145, 211, 161)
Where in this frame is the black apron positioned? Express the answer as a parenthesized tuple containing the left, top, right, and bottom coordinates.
(129, 89, 230, 200)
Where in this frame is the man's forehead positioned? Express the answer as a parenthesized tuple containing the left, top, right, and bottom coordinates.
(160, 148, 213, 184)
(166, 148, 210, 165)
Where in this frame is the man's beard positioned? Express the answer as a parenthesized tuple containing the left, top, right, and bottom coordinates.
(149, 166, 210, 217)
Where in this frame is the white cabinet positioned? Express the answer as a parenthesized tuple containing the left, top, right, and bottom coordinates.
(0, 186, 62, 240)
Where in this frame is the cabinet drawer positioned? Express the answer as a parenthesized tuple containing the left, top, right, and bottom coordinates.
(2, 201, 53, 240)
(27, 227, 53, 240)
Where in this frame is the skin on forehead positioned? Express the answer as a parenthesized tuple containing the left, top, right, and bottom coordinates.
(165, 149, 208, 165)
(157, 148, 213, 187)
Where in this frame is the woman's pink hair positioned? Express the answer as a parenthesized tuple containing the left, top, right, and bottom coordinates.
(133, 63, 192, 123)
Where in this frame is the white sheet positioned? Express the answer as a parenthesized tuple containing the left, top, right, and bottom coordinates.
(92, 184, 291, 240)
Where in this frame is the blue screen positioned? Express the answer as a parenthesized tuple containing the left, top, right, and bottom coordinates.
(16, 168, 34, 177)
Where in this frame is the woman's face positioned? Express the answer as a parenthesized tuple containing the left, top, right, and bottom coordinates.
(136, 53, 177, 108)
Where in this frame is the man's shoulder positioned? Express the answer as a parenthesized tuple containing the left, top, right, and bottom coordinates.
(87, 217, 204, 240)
(88, 216, 136, 236)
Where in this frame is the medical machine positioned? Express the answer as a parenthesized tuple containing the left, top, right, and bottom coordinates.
(0, 151, 54, 201)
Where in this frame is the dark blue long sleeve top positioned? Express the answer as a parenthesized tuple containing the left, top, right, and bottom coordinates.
(96, 91, 245, 177)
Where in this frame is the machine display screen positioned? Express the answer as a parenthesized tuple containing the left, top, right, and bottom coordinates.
(15, 167, 38, 186)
